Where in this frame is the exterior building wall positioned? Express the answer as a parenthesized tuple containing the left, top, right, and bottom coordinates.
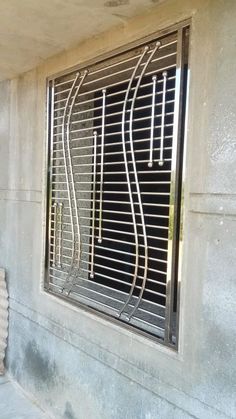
(0, 0, 235, 417)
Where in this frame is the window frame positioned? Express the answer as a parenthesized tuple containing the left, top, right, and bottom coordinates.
(44, 20, 190, 350)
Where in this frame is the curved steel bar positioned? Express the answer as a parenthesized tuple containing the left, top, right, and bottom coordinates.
(90, 131, 97, 278)
(127, 41, 161, 320)
(159, 70, 167, 166)
(98, 88, 106, 243)
(148, 75, 157, 168)
(61, 71, 88, 294)
(67, 70, 88, 270)
(118, 46, 149, 318)
(61, 72, 80, 276)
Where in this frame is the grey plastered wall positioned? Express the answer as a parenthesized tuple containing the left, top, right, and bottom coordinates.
(0, 0, 236, 418)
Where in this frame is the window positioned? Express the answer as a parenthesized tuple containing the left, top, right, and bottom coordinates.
(45, 22, 189, 348)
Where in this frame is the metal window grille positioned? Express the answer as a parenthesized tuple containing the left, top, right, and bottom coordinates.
(45, 22, 189, 348)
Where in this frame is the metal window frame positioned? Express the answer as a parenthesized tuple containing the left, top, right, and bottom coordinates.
(44, 19, 190, 350)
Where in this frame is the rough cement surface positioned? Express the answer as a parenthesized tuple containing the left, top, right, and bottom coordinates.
(0, 268, 8, 374)
(0, 0, 164, 81)
(0, 0, 236, 418)
(0, 375, 50, 418)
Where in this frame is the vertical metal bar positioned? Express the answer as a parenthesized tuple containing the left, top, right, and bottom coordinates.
(52, 202, 58, 267)
(61, 70, 88, 295)
(159, 71, 167, 166)
(61, 72, 80, 271)
(118, 46, 149, 318)
(127, 42, 161, 321)
(148, 75, 157, 168)
(164, 27, 186, 345)
(67, 70, 88, 268)
(98, 88, 106, 243)
(45, 79, 55, 290)
(58, 202, 63, 267)
(90, 131, 97, 278)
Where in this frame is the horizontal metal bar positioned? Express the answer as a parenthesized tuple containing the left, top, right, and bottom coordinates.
(53, 38, 177, 89)
(53, 109, 174, 132)
(54, 78, 176, 119)
(52, 180, 171, 186)
(131, 313, 165, 332)
(53, 109, 174, 137)
(52, 145, 172, 164)
(50, 250, 167, 278)
(50, 263, 166, 306)
(55, 233, 168, 253)
(52, 189, 170, 196)
(50, 224, 169, 243)
(54, 49, 176, 97)
(55, 206, 170, 220)
(52, 134, 173, 154)
(52, 169, 171, 177)
(54, 94, 175, 125)
(51, 197, 170, 208)
(49, 273, 165, 321)
(53, 63, 176, 106)
(50, 240, 167, 266)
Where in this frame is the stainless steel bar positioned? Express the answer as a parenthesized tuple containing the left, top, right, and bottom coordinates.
(90, 131, 97, 278)
(130, 316, 165, 332)
(50, 267, 167, 306)
(53, 109, 174, 131)
(62, 208, 170, 222)
(125, 41, 161, 320)
(70, 156, 172, 168)
(53, 113, 174, 137)
(98, 89, 106, 244)
(52, 145, 173, 163)
(52, 169, 172, 176)
(148, 75, 157, 168)
(159, 71, 168, 166)
(54, 38, 177, 88)
(57, 196, 171, 207)
(52, 135, 173, 155)
(63, 268, 167, 302)
(54, 94, 175, 123)
(52, 180, 171, 185)
(54, 84, 176, 119)
(61, 71, 79, 276)
(119, 46, 149, 317)
(79, 255, 167, 277)
(52, 189, 171, 197)
(58, 203, 63, 267)
(54, 50, 177, 96)
(46, 78, 55, 292)
(51, 223, 169, 242)
(49, 272, 166, 321)
(52, 202, 58, 267)
(53, 63, 176, 106)
(61, 70, 88, 295)
(50, 249, 167, 275)
(77, 266, 166, 302)
(60, 234, 168, 253)
(164, 27, 188, 345)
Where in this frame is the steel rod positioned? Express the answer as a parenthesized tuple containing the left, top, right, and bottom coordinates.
(52, 202, 58, 267)
(58, 203, 63, 267)
(148, 75, 157, 168)
(159, 71, 168, 166)
(98, 89, 106, 243)
(90, 131, 97, 278)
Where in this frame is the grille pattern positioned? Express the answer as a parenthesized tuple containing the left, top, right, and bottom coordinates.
(46, 25, 189, 346)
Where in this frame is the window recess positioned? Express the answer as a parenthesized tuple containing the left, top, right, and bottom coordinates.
(45, 23, 189, 348)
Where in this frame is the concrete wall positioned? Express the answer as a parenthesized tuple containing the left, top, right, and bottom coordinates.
(0, 0, 236, 418)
